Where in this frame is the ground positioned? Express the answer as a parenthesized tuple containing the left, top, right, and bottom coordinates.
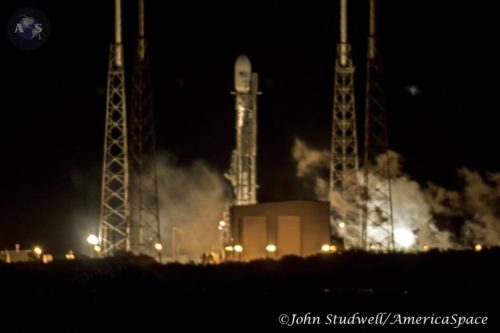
(1, 250, 499, 332)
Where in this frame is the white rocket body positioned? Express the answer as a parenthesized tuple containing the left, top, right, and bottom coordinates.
(229, 55, 259, 206)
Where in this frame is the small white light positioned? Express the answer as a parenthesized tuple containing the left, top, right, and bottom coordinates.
(265, 244, 277, 253)
(65, 251, 75, 260)
(154, 242, 163, 251)
(93, 245, 101, 252)
(33, 246, 42, 256)
(394, 228, 416, 248)
(321, 244, 331, 252)
(234, 245, 243, 253)
(219, 220, 226, 227)
(86, 234, 99, 246)
(339, 222, 346, 229)
(475, 244, 482, 252)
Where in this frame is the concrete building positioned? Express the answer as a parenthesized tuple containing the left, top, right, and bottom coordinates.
(229, 200, 331, 261)
(0, 244, 37, 263)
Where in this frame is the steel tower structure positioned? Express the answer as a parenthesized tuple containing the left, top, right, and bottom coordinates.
(129, 0, 161, 258)
(361, 0, 394, 251)
(99, 0, 130, 255)
(329, 0, 361, 248)
(227, 55, 260, 206)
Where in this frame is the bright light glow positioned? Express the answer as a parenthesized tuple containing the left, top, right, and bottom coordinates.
(475, 244, 483, 252)
(42, 254, 53, 264)
(422, 244, 429, 252)
(219, 220, 226, 227)
(338, 222, 346, 229)
(224, 245, 234, 252)
(65, 251, 75, 260)
(87, 234, 99, 246)
(265, 244, 277, 253)
(33, 246, 42, 255)
(330, 245, 338, 253)
(321, 244, 331, 252)
(234, 244, 243, 253)
(93, 245, 101, 252)
(394, 228, 416, 248)
(154, 242, 163, 251)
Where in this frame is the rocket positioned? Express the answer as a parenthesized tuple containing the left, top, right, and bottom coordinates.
(227, 55, 260, 206)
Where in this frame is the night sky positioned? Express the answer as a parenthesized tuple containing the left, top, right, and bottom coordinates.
(1, 0, 499, 256)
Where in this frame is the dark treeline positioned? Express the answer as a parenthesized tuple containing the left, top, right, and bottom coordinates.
(1, 250, 499, 332)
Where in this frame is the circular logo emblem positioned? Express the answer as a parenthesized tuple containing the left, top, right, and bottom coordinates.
(7, 7, 50, 50)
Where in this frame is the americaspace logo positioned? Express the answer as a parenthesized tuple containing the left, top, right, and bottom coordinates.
(8, 8, 50, 50)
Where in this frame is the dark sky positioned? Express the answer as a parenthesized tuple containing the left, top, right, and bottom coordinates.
(1, 0, 499, 256)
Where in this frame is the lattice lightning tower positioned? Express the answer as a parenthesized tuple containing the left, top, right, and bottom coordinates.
(329, 0, 362, 248)
(129, 0, 162, 258)
(98, 0, 130, 255)
(361, 0, 395, 251)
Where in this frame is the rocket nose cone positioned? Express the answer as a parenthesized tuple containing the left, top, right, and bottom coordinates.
(235, 55, 252, 93)
(235, 54, 251, 72)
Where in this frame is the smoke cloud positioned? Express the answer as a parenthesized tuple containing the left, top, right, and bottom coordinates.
(68, 153, 227, 260)
(291, 138, 500, 249)
(419, 169, 500, 247)
(69, 168, 101, 255)
(292, 138, 330, 200)
(391, 175, 454, 249)
(292, 138, 330, 177)
(460, 169, 500, 245)
(156, 152, 227, 262)
(375, 149, 404, 178)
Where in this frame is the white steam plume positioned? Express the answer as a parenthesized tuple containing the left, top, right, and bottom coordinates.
(292, 138, 456, 249)
(292, 138, 330, 177)
(155, 152, 226, 262)
(391, 175, 454, 249)
(423, 168, 500, 246)
(458, 169, 500, 246)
